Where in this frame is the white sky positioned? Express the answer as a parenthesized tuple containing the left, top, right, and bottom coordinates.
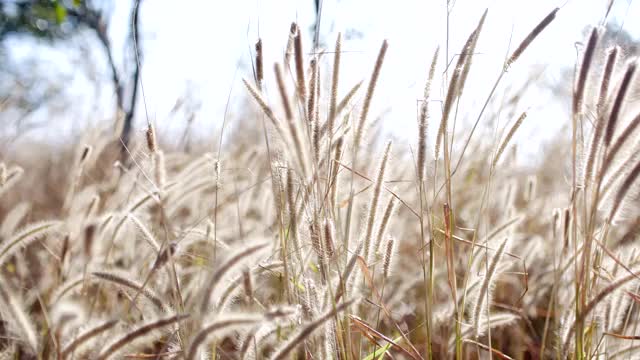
(6, 0, 640, 154)
(137, 0, 639, 150)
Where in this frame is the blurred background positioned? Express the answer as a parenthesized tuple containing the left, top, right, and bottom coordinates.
(0, 0, 638, 157)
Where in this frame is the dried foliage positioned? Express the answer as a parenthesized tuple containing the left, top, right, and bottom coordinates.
(2, 10, 640, 360)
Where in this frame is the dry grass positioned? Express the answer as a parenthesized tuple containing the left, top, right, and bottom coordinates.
(2, 8, 640, 360)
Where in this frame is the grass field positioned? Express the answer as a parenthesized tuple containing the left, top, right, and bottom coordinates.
(1, 6, 640, 359)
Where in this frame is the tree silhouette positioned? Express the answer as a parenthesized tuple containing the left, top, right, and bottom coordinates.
(0, 0, 143, 149)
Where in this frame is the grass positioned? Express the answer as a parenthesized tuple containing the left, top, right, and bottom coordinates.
(1, 6, 640, 360)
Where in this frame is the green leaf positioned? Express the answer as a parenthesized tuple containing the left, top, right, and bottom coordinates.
(362, 341, 393, 360)
(54, 3, 67, 24)
(362, 335, 403, 360)
(290, 277, 305, 291)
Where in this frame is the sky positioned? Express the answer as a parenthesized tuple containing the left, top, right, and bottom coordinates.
(5, 0, 640, 155)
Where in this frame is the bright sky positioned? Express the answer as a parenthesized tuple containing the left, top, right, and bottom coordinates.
(6, 0, 640, 153)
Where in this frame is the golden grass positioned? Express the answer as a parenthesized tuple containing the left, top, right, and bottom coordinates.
(2, 10, 640, 360)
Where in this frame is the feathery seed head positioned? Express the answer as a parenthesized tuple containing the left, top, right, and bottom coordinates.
(505, 7, 559, 69)
(383, 236, 395, 279)
(604, 60, 637, 146)
(255, 38, 263, 87)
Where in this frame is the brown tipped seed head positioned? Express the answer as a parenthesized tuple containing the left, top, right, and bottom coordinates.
(284, 22, 297, 67)
(146, 124, 157, 153)
(457, 10, 488, 99)
(563, 207, 571, 250)
(609, 156, 640, 222)
(597, 46, 619, 115)
(96, 314, 190, 360)
(80, 145, 92, 164)
(323, 219, 335, 259)
(294, 24, 306, 104)
(585, 45, 619, 184)
(60, 234, 69, 265)
(604, 113, 640, 172)
(242, 268, 253, 300)
(436, 25, 476, 159)
(573, 27, 599, 115)
(310, 221, 323, 259)
(604, 61, 637, 146)
(255, 38, 263, 86)
(84, 223, 96, 257)
(383, 236, 395, 279)
(60, 319, 119, 358)
(308, 58, 318, 125)
(506, 7, 559, 69)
